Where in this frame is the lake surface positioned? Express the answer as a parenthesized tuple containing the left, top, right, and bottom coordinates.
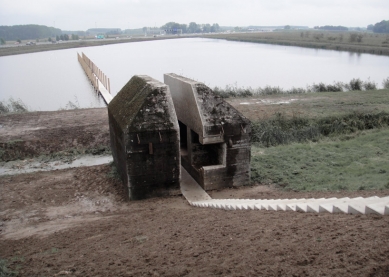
(1, 38, 389, 111)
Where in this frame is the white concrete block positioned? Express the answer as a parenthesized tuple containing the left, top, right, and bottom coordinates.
(332, 197, 378, 214)
(364, 198, 389, 215)
(306, 198, 338, 213)
(285, 199, 315, 212)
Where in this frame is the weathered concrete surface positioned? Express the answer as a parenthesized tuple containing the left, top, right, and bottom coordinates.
(108, 75, 180, 200)
(164, 73, 251, 190)
(180, 166, 212, 203)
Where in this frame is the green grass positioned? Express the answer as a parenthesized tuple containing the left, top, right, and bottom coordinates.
(251, 128, 389, 191)
(228, 89, 389, 123)
(214, 77, 384, 98)
(0, 258, 18, 277)
(250, 111, 389, 147)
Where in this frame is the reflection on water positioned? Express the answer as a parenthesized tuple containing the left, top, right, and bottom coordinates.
(1, 38, 388, 111)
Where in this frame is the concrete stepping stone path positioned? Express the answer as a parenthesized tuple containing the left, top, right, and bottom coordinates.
(180, 169, 389, 215)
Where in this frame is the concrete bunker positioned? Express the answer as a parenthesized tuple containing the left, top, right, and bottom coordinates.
(108, 75, 180, 200)
(164, 73, 251, 190)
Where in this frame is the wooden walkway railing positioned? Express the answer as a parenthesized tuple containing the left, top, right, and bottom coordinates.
(77, 52, 113, 104)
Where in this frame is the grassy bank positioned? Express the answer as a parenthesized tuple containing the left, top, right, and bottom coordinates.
(206, 31, 389, 56)
(229, 88, 389, 122)
(251, 111, 389, 147)
(215, 77, 389, 98)
(238, 87, 389, 191)
(0, 35, 197, 57)
(251, 128, 389, 191)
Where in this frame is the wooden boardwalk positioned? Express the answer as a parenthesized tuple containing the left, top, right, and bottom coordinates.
(77, 52, 113, 104)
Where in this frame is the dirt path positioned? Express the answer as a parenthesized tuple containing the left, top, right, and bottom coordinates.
(1, 109, 389, 276)
(1, 166, 389, 276)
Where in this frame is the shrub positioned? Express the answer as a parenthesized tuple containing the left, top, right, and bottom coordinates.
(250, 111, 389, 147)
(213, 77, 384, 98)
(310, 82, 344, 93)
(0, 98, 28, 114)
(347, 78, 363, 91)
(363, 79, 377, 90)
(0, 101, 10, 114)
(311, 82, 328, 92)
(259, 86, 284, 95)
(287, 87, 307, 94)
(349, 33, 363, 43)
(383, 77, 389, 89)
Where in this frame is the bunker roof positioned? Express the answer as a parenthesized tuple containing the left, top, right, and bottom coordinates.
(108, 75, 177, 132)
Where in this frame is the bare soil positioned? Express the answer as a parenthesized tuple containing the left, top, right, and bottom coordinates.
(0, 108, 110, 162)
(1, 109, 389, 276)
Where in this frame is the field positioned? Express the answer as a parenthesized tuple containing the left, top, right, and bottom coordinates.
(1, 89, 389, 276)
(207, 31, 389, 56)
(226, 89, 389, 121)
(227, 89, 389, 191)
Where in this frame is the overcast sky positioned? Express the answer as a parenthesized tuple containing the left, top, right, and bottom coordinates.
(0, 0, 388, 30)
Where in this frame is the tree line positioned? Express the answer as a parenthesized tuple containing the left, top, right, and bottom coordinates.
(54, 34, 79, 41)
(314, 26, 349, 31)
(0, 24, 61, 41)
(160, 22, 221, 33)
(369, 20, 389, 33)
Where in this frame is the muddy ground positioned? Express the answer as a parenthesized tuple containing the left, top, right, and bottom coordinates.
(1, 108, 389, 276)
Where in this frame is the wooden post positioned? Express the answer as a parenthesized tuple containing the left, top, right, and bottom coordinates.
(77, 52, 111, 99)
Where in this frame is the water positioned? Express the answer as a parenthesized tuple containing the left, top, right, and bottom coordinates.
(0, 155, 113, 176)
(1, 38, 388, 111)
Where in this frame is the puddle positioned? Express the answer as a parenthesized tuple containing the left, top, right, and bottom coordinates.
(0, 155, 113, 176)
(239, 99, 299, 105)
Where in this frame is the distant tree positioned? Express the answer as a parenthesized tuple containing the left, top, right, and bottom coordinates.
(161, 22, 186, 34)
(0, 37, 5, 45)
(160, 21, 220, 34)
(56, 35, 59, 41)
(188, 22, 198, 33)
(142, 27, 147, 34)
(317, 25, 348, 31)
(161, 22, 183, 34)
(180, 24, 187, 33)
(210, 23, 220, 33)
(71, 34, 79, 40)
(373, 20, 389, 33)
(367, 24, 374, 31)
(284, 25, 291, 30)
(48, 37, 52, 42)
(349, 33, 363, 43)
(17, 39, 21, 43)
(0, 24, 61, 40)
(203, 24, 211, 33)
